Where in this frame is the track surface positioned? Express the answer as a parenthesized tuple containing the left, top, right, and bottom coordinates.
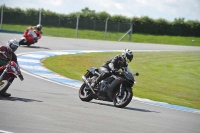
(0, 33, 200, 133)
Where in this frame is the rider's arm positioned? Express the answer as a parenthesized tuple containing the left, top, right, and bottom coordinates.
(37, 33, 41, 39)
(35, 30, 41, 39)
(0, 46, 7, 71)
(11, 53, 18, 64)
(108, 55, 119, 71)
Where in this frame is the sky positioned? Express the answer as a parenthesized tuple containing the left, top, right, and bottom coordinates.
(0, 0, 200, 22)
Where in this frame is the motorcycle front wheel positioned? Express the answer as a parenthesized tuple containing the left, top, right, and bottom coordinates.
(19, 39, 25, 46)
(113, 87, 133, 108)
(0, 80, 9, 92)
(79, 83, 93, 102)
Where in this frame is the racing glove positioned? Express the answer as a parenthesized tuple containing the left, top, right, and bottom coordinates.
(111, 69, 120, 75)
(0, 66, 6, 71)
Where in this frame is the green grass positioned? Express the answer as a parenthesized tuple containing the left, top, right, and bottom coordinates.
(2, 24, 200, 46)
(42, 51, 200, 109)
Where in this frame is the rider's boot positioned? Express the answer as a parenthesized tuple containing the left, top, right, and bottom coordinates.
(0, 82, 12, 97)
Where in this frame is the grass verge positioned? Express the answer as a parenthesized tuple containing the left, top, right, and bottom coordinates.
(2, 24, 200, 46)
(42, 51, 200, 109)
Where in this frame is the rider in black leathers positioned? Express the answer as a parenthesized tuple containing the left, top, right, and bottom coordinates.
(91, 49, 134, 91)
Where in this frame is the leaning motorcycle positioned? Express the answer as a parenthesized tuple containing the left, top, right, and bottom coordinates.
(0, 52, 24, 93)
(19, 29, 38, 46)
(79, 67, 139, 108)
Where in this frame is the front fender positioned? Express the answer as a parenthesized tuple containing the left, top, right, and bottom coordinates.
(1, 73, 17, 81)
(21, 37, 27, 42)
(7, 72, 17, 78)
(84, 70, 93, 78)
(90, 67, 100, 76)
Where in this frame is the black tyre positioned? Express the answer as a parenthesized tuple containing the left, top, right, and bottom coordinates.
(19, 39, 25, 46)
(0, 80, 9, 92)
(113, 87, 133, 108)
(79, 83, 93, 102)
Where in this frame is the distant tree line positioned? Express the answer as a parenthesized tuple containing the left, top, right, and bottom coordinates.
(1, 6, 200, 37)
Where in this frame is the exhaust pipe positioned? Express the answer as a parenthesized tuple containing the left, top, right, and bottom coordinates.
(82, 76, 95, 94)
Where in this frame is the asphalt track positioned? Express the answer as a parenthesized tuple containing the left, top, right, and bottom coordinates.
(0, 33, 200, 133)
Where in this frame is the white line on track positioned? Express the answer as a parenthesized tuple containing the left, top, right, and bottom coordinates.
(0, 130, 14, 133)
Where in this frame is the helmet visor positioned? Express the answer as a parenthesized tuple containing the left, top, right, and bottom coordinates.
(126, 54, 133, 63)
(11, 44, 18, 51)
(126, 57, 131, 63)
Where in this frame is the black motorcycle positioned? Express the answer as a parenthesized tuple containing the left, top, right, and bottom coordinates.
(79, 67, 139, 108)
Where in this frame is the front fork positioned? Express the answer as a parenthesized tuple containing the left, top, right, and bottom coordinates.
(82, 75, 96, 94)
(82, 71, 96, 94)
(118, 84, 124, 97)
(0, 68, 8, 82)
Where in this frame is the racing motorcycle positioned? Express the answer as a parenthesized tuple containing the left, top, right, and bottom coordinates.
(19, 29, 38, 46)
(79, 67, 139, 108)
(0, 52, 24, 93)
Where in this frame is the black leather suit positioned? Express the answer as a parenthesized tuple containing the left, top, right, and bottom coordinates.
(96, 55, 127, 83)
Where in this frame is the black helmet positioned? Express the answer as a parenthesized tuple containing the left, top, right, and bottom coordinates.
(122, 49, 133, 63)
(7, 38, 19, 52)
(36, 24, 42, 31)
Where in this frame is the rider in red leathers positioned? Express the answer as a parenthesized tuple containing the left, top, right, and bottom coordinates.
(19, 24, 42, 46)
(0, 39, 23, 97)
(24, 24, 42, 43)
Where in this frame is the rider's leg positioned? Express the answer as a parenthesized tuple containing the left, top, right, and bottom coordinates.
(91, 67, 110, 88)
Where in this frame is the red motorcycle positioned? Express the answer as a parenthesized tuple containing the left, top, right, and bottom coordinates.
(19, 28, 39, 46)
(0, 53, 23, 93)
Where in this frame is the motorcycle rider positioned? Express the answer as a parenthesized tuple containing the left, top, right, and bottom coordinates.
(91, 49, 134, 92)
(23, 24, 42, 44)
(0, 38, 23, 97)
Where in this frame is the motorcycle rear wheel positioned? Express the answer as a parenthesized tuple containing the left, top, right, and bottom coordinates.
(113, 87, 133, 108)
(79, 83, 93, 102)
